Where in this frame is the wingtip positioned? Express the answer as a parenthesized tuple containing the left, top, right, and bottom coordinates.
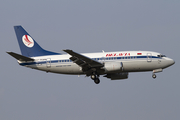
(63, 49, 72, 52)
(6, 51, 12, 54)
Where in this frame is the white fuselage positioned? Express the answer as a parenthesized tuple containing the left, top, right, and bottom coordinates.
(18, 51, 175, 75)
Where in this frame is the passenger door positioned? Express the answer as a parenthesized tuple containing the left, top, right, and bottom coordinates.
(46, 58, 51, 68)
(147, 53, 152, 62)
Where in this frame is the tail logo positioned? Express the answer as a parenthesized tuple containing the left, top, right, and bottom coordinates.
(22, 35, 34, 48)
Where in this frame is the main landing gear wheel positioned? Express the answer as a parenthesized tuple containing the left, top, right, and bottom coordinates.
(94, 78, 100, 84)
(152, 74, 156, 79)
(91, 74, 96, 80)
(91, 74, 100, 84)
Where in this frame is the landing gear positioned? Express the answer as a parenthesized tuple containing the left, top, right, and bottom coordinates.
(91, 74, 96, 80)
(152, 73, 156, 79)
(91, 74, 100, 84)
(94, 78, 100, 84)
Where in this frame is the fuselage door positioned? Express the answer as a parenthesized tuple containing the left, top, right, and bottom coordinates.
(46, 58, 51, 68)
(147, 53, 152, 62)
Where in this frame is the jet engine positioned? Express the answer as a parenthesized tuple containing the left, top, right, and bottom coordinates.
(104, 62, 122, 72)
(104, 72, 128, 80)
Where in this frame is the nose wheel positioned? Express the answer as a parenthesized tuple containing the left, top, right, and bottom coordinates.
(152, 73, 156, 79)
(91, 74, 100, 84)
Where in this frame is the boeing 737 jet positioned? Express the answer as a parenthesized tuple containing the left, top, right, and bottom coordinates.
(7, 26, 175, 84)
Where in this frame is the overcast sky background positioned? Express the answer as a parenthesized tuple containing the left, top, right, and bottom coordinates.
(0, 0, 179, 120)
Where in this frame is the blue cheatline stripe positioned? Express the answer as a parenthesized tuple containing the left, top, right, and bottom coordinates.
(19, 56, 160, 66)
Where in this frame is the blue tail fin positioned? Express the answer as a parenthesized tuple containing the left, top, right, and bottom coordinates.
(14, 26, 60, 57)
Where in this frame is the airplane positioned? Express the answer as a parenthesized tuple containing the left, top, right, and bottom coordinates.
(7, 26, 175, 84)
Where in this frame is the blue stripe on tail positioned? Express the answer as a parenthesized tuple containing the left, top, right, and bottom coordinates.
(14, 26, 60, 57)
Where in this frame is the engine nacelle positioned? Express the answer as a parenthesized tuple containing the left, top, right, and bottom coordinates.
(104, 62, 122, 72)
(104, 72, 128, 80)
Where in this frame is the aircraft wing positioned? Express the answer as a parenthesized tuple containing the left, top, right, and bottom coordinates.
(63, 49, 104, 69)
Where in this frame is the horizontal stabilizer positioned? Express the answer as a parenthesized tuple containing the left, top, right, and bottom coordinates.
(6, 52, 34, 61)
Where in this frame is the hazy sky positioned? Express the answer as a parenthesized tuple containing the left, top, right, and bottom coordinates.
(0, 0, 179, 120)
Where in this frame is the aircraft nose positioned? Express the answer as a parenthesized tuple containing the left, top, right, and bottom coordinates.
(168, 59, 175, 66)
(162, 58, 175, 68)
(171, 59, 175, 65)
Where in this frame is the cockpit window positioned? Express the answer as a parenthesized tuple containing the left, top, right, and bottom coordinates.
(157, 54, 166, 58)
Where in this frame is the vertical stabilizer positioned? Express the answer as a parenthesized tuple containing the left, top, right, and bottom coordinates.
(14, 26, 60, 57)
